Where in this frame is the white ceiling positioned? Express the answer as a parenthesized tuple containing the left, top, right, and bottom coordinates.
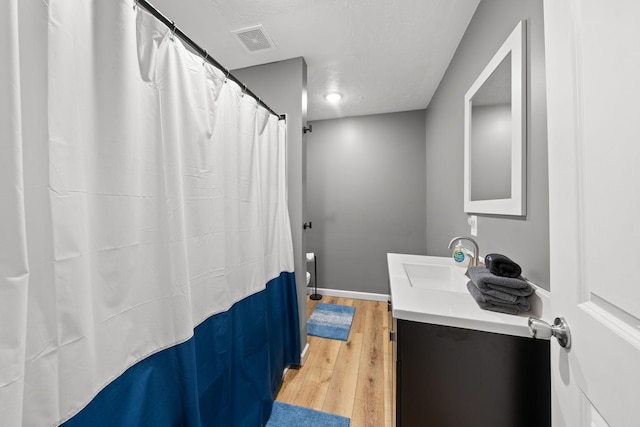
(149, 0, 480, 121)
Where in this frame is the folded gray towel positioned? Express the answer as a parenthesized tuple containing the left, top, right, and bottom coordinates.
(467, 281, 531, 315)
(468, 266, 533, 298)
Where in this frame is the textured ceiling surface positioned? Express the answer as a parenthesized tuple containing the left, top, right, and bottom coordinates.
(149, 0, 480, 121)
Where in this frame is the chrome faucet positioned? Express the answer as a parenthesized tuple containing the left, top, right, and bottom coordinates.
(448, 236, 479, 267)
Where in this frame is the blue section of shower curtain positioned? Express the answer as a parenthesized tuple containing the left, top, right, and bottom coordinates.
(62, 271, 300, 427)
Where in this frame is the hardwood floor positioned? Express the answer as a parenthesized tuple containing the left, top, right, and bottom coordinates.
(276, 295, 394, 426)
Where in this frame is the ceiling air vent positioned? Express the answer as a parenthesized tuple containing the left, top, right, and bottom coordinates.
(232, 25, 277, 53)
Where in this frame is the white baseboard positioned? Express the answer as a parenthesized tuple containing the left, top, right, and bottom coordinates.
(307, 287, 390, 302)
(300, 342, 310, 365)
(282, 342, 310, 378)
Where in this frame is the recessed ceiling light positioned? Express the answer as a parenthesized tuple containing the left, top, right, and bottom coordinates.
(324, 92, 343, 103)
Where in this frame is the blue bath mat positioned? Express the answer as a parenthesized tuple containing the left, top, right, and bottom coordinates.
(266, 402, 350, 427)
(307, 303, 355, 341)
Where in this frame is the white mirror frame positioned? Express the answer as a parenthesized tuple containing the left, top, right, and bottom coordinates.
(464, 20, 526, 216)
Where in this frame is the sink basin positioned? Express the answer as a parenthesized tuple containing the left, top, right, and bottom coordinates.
(402, 261, 468, 292)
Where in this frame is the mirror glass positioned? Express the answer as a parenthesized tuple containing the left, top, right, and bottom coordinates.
(464, 21, 526, 216)
(470, 54, 512, 201)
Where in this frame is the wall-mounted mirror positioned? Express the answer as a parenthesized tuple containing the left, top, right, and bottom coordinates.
(464, 21, 526, 216)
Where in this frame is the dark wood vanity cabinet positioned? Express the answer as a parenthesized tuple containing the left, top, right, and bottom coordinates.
(394, 319, 550, 427)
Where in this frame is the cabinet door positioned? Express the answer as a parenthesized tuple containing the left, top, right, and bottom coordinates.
(396, 320, 549, 427)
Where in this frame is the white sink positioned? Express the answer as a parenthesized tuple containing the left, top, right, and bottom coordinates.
(387, 253, 551, 338)
(402, 262, 468, 292)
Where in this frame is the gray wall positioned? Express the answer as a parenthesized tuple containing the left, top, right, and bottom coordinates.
(425, 0, 549, 289)
(233, 58, 309, 349)
(307, 111, 427, 295)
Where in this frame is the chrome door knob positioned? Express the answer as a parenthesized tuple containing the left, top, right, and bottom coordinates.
(528, 317, 571, 349)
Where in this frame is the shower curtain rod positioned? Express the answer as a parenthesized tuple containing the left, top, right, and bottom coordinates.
(135, 0, 285, 121)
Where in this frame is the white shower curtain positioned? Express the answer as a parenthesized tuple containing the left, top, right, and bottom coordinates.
(0, 1, 296, 425)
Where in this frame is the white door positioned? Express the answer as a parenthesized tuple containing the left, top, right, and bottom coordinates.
(544, 0, 640, 426)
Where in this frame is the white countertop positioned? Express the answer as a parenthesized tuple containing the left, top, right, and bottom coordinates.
(388, 253, 551, 338)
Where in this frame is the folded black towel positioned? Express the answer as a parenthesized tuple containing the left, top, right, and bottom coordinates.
(484, 253, 522, 278)
(468, 266, 533, 298)
(467, 281, 531, 315)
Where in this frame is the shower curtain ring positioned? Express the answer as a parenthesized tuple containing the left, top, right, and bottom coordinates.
(202, 50, 208, 66)
(170, 21, 176, 40)
(224, 70, 230, 84)
(242, 84, 247, 97)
